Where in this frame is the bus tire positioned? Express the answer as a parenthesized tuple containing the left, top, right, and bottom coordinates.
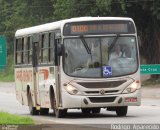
(40, 108, 49, 115)
(27, 90, 39, 115)
(50, 87, 54, 109)
(116, 106, 128, 117)
(53, 97, 67, 118)
(92, 108, 101, 114)
(51, 90, 67, 118)
(81, 108, 91, 114)
(55, 109, 67, 118)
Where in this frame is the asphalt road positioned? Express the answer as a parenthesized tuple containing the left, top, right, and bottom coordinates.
(0, 82, 160, 126)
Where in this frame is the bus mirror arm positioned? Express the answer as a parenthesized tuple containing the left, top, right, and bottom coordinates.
(57, 44, 63, 56)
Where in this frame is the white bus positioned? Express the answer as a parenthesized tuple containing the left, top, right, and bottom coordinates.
(15, 17, 141, 118)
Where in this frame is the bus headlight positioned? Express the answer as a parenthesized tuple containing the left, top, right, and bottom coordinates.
(64, 84, 79, 95)
(122, 81, 140, 93)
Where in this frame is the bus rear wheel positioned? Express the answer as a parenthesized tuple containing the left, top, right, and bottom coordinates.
(28, 91, 39, 115)
(116, 106, 128, 117)
(40, 108, 49, 115)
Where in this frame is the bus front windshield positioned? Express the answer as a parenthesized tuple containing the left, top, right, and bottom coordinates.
(63, 36, 138, 78)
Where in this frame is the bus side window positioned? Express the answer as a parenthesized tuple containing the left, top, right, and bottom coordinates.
(41, 33, 49, 63)
(16, 38, 22, 64)
(15, 39, 18, 64)
(29, 37, 32, 64)
(22, 37, 31, 65)
(22, 38, 24, 64)
(49, 32, 55, 64)
(20, 37, 31, 65)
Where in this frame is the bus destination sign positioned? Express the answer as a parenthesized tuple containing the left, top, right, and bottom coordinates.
(71, 24, 128, 34)
(64, 21, 135, 36)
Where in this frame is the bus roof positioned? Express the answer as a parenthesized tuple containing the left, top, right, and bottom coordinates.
(15, 17, 134, 37)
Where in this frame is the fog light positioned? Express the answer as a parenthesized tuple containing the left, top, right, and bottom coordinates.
(83, 98, 88, 105)
(118, 97, 122, 104)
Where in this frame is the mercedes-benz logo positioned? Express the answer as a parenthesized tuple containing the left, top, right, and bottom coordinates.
(100, 89, 105, 95)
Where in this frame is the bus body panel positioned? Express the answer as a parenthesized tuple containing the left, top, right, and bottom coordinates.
(15, 68, 23, 104)
(60, 66, 141, 109)
(61, 90, 141, 109)
(15, 67, 34, 106)
(37, 66, 55, 108)
(15, 66, 56, 108)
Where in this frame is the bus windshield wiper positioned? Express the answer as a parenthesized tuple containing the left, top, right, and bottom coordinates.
(80, 35, 91, 54)
(109, 34, 120, 51)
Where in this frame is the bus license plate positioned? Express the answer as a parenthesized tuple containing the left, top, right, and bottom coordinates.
(125, 97, 137, 102)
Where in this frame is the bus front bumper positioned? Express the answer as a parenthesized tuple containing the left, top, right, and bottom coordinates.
(61, 89, 141, 109)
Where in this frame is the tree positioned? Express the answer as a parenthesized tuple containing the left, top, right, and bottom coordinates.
(124, 0, 160, 79)
(53, 0, 125, 20)
(0, 0, 54, 54)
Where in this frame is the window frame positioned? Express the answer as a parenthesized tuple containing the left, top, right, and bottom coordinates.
(15, 31, 57, 67)
(15, 36, 32, 66)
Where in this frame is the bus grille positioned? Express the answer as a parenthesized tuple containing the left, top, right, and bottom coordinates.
(89, 97, 116, 103)
(85, 90, 119, 95)
(78, 81, 126, 88)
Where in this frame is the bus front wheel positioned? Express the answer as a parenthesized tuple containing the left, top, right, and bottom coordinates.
(116, 106, 128, 117)
(52, 94, 67, 118)
(92, 108, 101, 114)
(54, 109, 67, 118)
(81, 108, 91, 114)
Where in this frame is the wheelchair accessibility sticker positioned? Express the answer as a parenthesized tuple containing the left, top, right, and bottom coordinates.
(103, 66, 112, 76)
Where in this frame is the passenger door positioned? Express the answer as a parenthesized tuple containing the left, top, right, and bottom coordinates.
(32, 34, 41, 106)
